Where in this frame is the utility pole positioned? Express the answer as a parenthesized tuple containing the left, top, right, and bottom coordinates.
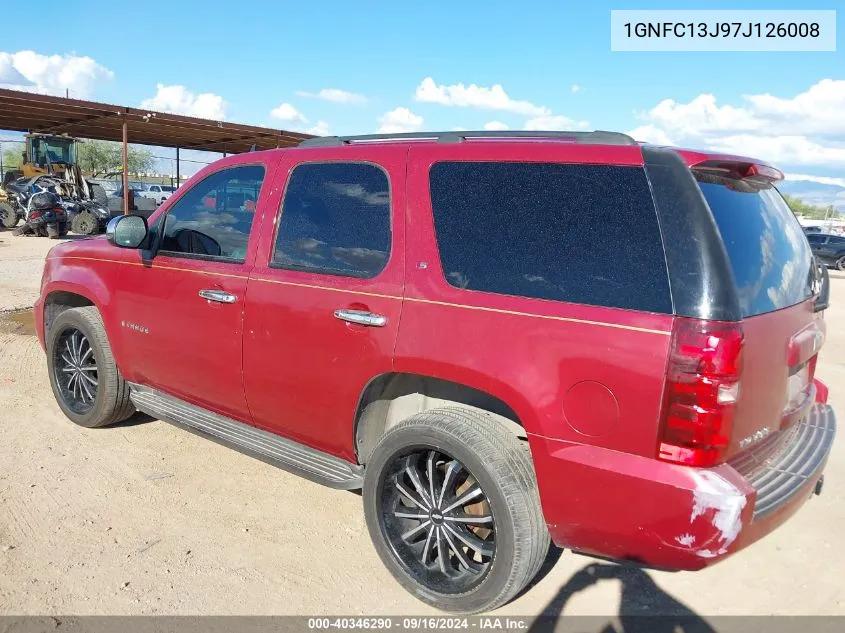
(122, 118, 130, 215)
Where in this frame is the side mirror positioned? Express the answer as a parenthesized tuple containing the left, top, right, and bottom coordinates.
(106, 215, 148, 249)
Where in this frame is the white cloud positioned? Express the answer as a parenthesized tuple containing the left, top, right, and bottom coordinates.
(643, 94, 758, 136)
(571, 84, 581, 93)
(0, 50, 113, 97)
(268, 104, 328, 136)
(305, 120, 330, 136)
(706, 135, 845, 166)
(141, 84, 227, 120)
(378, 107, 423, 133)
(635, 79, 845, 168)
(270, 102, 307, 124)
(627, 124, 674, 145)
(415, 77, 548, 116)
(295, 88, 367, 105)
(786, 173, 845, 188)
(524, 115, 588, 131)
(744, 80, 845, 136)
(484, 121, 509, 131)
(0, 55, 33, 87)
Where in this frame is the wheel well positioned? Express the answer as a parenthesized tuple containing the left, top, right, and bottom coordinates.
(354, 373, 525, 464)
(44, 291, 94, 336)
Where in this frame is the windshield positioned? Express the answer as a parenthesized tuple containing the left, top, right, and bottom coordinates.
(695, 170, 815, 317)
(29, 137, 75, 166)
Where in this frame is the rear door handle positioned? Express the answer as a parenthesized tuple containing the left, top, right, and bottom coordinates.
(334, 309, 387, 327)
(199, 289, 237, 304)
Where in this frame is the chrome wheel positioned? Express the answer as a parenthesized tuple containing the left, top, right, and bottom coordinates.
(380, 449, 495, 594)
(53, 327, 98, 414)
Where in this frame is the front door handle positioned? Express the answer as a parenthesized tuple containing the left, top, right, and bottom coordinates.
(199, 289, 237, 304)
(334, 309, 387, 327)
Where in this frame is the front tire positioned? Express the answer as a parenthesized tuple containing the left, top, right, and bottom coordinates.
(835, 256, 845, 272)
(363, 407, 549, 613)
(0, 201, 19, 229)
(46, 307, 135, 428)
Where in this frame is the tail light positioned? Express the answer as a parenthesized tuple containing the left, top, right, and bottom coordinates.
(30, 210, 42, 220)
(658, 318, 745, 467)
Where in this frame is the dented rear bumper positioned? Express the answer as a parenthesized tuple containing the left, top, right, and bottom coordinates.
(529, 403, 835, 570)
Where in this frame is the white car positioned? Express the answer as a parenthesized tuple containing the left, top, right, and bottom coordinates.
(138, 184, 175, 205)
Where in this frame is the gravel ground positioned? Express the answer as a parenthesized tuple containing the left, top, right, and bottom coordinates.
(0, 231, 843, 618)
(0, 233, 83, 312)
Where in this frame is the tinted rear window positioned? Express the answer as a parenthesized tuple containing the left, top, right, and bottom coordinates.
(695, 171, 814, 317)
(429, 162, 672, 313)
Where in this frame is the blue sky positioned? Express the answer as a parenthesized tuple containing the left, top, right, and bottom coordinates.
(1, 0, 843, 201)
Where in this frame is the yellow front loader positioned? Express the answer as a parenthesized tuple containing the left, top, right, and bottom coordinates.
(1, 134, 109, 233)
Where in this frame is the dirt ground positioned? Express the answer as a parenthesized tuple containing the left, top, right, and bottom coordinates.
(0, 233, 80, 313)
(0, 232, 844, 617)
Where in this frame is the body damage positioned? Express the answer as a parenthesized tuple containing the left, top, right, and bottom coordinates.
(687, 470, 747, 558)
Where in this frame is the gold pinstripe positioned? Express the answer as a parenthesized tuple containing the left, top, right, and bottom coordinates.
(50, 256, 671, 336)
(403, 296, 671, 335)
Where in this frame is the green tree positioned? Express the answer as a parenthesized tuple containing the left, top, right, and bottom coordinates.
(2, 146, 23, 170)
(78, 140, 155, 177)
(782, 193, 837, 220)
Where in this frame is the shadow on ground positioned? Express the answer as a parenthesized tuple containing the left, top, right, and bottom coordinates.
(527, 559, 715, 633)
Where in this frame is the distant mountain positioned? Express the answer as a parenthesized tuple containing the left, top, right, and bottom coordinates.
(779, 178, 845, 214)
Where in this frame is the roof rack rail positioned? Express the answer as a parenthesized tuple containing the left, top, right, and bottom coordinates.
(297, 130, 636, 148)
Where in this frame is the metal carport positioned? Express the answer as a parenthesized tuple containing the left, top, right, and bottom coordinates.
(0, 88, 314, 214)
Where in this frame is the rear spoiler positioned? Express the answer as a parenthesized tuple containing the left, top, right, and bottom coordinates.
(689, 158, 785, 184)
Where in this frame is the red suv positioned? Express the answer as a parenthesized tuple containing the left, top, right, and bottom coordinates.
(35, 131, 835, 613)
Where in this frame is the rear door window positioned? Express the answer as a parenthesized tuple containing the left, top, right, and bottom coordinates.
(273, 162, 391, 278)
(428, 161, 671, 313)
(695, 172, 814, 317)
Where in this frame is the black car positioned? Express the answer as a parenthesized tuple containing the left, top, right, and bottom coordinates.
(806, 232, 845, 270)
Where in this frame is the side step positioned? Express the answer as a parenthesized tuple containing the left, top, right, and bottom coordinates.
(128, 383, 364, 490)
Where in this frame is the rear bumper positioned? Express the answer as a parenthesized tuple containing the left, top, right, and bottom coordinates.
(529, 403, 835, 570)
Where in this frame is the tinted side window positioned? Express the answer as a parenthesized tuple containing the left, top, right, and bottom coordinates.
(160, 165, 265, 262)
(429, 162, 671, 313)
(806, 234, 826, 244)
(696, 173, 814, 317)
(273, 162, 391, 278)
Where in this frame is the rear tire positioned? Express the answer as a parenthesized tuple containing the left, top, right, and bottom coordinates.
(71, 210, 98, 235)
(835, 256, 845, 272)
(46, 306, 135, 428)
(362, 407, 549, 613)
(0, 201, 18, 229)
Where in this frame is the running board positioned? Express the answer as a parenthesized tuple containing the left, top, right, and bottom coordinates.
(128, 384, 364, 490)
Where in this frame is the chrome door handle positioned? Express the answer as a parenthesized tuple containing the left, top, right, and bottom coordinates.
(199, 289, 237, 304)
(334, 309, 387, 327)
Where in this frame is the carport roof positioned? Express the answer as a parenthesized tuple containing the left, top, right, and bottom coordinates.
(0, 88, 314, 153)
